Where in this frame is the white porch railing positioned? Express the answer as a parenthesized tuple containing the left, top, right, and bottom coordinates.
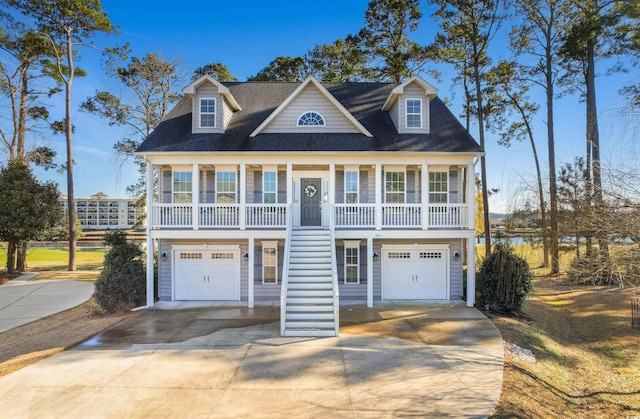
(152, 203, 193, 227)
(246, 203, 287, 228)
(199, 204, 239, 227)
(382, 204, 422, 228)
(151, 202, 470, 229)
(334, 204, 375, 228)
(428, 204, 469, 228)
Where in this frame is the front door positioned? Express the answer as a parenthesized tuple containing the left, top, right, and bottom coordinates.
(301, 178, 321, 226)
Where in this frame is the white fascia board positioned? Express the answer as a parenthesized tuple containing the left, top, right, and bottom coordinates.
(250, 75, 372, 137)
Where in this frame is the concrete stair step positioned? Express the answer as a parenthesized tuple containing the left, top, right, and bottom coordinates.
(287, 297, 333, 304)
(286, 304, 333, 312)
(285, 312, 334, 320)
(287, 269, 332, 277)
(285, 321, 335, 329)
(287, 282, 333, 290)
(287, 289, 333, 298)
(289, 263, 331, 271)
(283, 329, 337, 337)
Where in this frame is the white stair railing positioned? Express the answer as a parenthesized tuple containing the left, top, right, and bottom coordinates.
(329, 204, 340, 336)
(280, 204, 294, 336)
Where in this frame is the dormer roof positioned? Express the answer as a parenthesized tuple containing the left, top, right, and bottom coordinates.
(250, 75, 372, 137)
(183, 75, 242, 111)
(381, 75, 438, 111)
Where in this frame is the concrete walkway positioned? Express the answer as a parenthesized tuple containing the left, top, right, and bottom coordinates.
(0, 303, 504, 418)
(0, 275, 94, 332)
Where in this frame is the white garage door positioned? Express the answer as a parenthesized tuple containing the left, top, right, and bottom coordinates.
(174, 249, 240, 300)
(382, 248, 448, 300)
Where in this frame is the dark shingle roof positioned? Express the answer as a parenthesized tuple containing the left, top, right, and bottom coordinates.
(136, 81, 481, 154)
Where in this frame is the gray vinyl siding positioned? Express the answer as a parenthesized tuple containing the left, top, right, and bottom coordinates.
(192, 84, 224, 134)
(161, 170, 172, 203)
(277, 171, 286, 203)
(359, 170, 369, 203)
(158, 239, 172, 300)
(449, 169, 460, 204)
(336, 244, 368, 300)
(407, 170, 417, 203)
(262, 85, 361, 134)
(247, 169, 255, 204)
(335, 170, 344, 203)
(389, 101, 399, 131)
(222, 99, 233, 129)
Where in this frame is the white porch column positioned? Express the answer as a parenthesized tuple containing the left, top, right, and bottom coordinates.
(329, 163, 335, 204)
(375, 164, 382, 230)
(192, 164, 200, 230)
(421, 163, 429, 230)
(286, 163, 293, 204)
(467, 235, 476, 307)
(240, 163, 246, 230)
(367, 236, 373, 307)
(467, 164, 475, 230)
(145, 161, 155, 307)
(248, 236, 254, 308)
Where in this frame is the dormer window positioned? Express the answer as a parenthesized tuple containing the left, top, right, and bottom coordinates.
(406, 99, 422, 128)
(297, 111, 325, 126)
(199, 98, 216, 128)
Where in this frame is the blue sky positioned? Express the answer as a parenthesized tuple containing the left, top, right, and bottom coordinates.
(25, 0, 639, 212)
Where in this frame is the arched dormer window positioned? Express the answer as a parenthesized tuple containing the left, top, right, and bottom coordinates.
(297, 111, 325, 126)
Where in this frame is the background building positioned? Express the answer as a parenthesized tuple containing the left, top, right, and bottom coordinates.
(59, 192, 142, 230)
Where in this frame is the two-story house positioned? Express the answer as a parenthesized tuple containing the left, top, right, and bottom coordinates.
(136, 75, 482, 337)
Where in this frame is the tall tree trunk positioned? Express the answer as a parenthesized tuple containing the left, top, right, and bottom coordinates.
(6, 241, 16, 274)
(65, 30, 77, 271)
(16, 243, 28, 272)
(17, 67, 28, 158)
(546, 35, 560, 275)
(586, 36, 609, 261)
(473, 56, 491, 256)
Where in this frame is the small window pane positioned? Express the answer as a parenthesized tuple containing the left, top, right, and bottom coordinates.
(200, 99, 216, 128)
(263, 246, 277, 284)
(429, 172, 448, 203)
(345, 247, 359, 284)
(263, 171, 277, 204)
(216, 171, 236, 204)
(173, 172, 192, 203)
(298, 112, 325, 126)
(406, 99, 422, 128)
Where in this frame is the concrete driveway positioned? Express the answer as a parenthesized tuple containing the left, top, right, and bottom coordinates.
(0, 303, 504, 418)
(0, 275, 94, 332)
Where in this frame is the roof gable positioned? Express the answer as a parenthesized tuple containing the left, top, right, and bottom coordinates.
(250, 76, 372, 137)
(183, 75, 241, 111)
(381, 76, 438, 111)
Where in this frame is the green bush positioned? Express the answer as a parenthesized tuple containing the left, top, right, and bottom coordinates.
(94, 231, 145, 313)
(477, 242, 533, 313)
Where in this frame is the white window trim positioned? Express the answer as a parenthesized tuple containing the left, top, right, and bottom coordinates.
(199, 97, 217, 129)
(344, 240, 361, 284)
(263, 171, 278, 204)
(262, 241, 278, 285)
(429, 171, 449, 204)
(384, 170, 406, 204)
(297, 111, 326, 127)
(344, 170, 359, 204)
(215, 170, 237, 204)
(172, 171, 192, 204)
(405, 98, 423, 129)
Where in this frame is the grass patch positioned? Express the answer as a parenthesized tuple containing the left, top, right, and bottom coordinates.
(0, 246, 107, 271)
(490, 281, 640, 418)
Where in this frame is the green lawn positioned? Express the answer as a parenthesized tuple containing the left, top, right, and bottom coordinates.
(0, 245, 107, 270)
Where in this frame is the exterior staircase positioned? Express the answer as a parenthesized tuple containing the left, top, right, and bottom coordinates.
(281, 228, 338, 337)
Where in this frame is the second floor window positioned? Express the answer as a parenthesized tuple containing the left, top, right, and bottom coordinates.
(406, 99, 422, 128)
(216, 171, 236, 203)
(173, 172, 192, 203)
(429, 172, 448, 203)
(385, 171, 405, 203)
(263, 171, 277, 204)
(345, 171, 359, 204)
(200, 98, 216, 128)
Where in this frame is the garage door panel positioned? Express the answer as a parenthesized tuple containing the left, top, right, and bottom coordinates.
(383, 248, 448, 300)
(174, 249, 240, 301)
